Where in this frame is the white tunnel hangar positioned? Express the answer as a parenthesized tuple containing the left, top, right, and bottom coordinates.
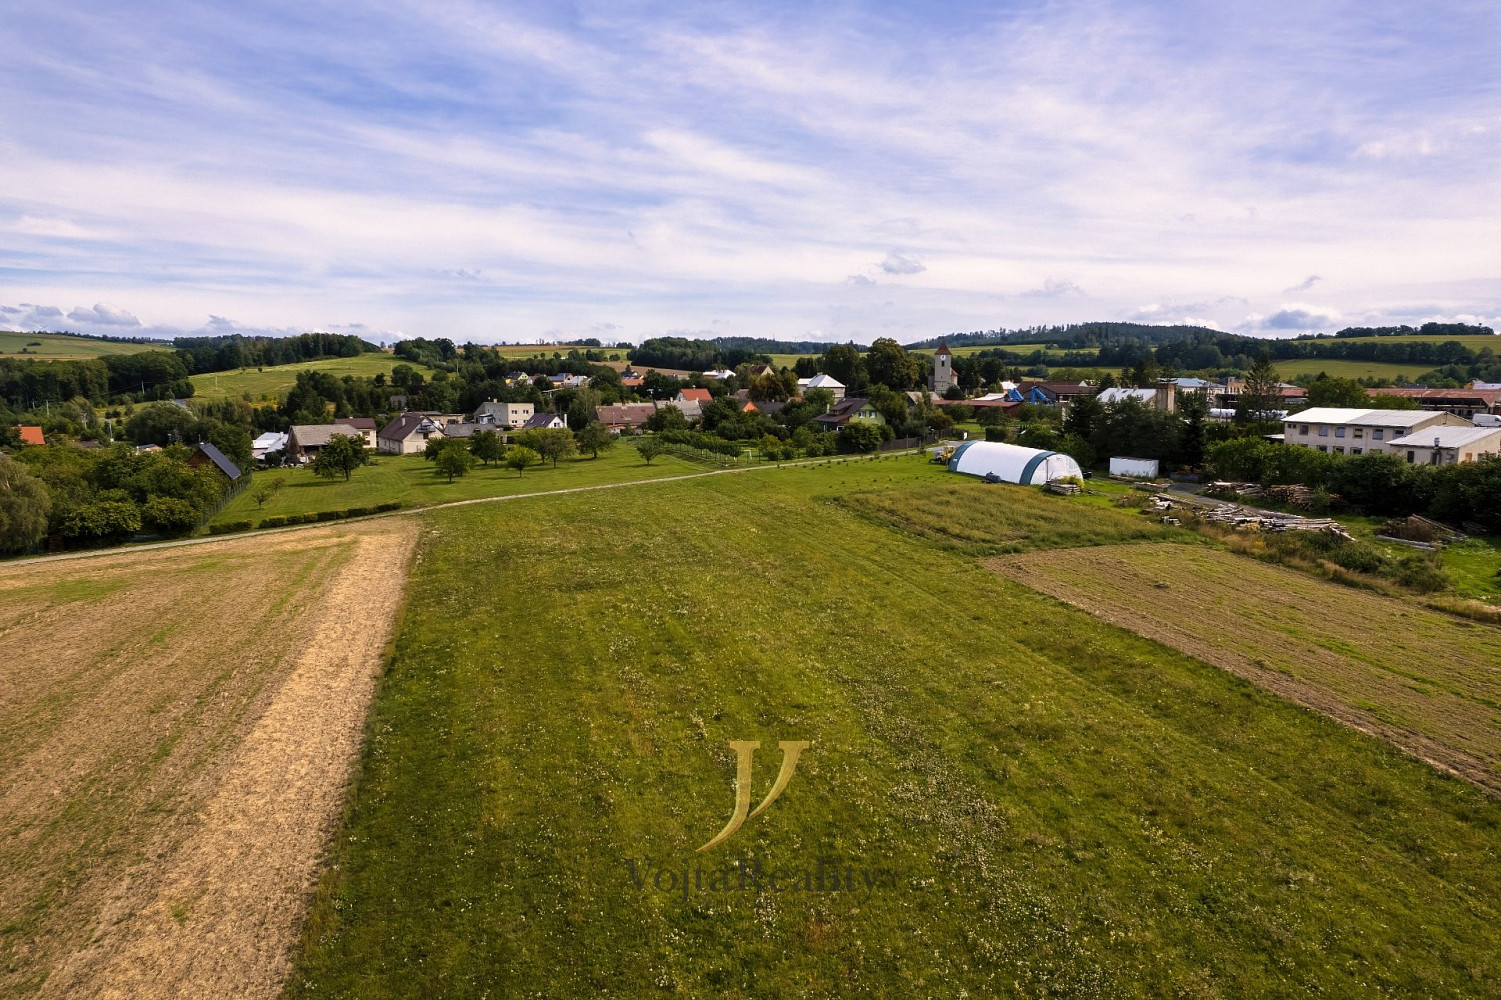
(947, 441, 1084, 484)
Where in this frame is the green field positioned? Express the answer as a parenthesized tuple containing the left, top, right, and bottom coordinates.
(188, 355, 438, 401)
(1273, 357, 1433, 381)
(209, 446, 713, 527)
(289, 460, 1501, 997)
(0, 331, 168, 359)
(1328, 334, 1500, 349)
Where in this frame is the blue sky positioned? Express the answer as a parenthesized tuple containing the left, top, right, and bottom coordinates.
(1, 0, 1498, 344)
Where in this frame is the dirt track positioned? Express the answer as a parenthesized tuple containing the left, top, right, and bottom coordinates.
(0, 520, 417, 999)
(991, 543, 1501, 796)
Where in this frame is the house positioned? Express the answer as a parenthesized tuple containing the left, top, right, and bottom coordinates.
(188, 442, 242, 482)
(287, 422, 375, 459)
(620, 375, 644, 388)
(1365, 387, 1501, 418)
(676, 387, 713, 405)
(378, 413, 448, 454)
(799, 374, 846, 401)
(669, 399, 702, 421)
(337, 417, 379, 440)
(1097, 385, 1177, 412)
(135, 443, 162, 454)
(17, 425, 45, 446)
(1387, 425, 1501, 466)
(747, 364, 776, 379)
(562, 374, 591, 389)
(813, 397, 884, 431)
(929, 340, 955, 394)
(441, 421, 484, 439)
(1216, 377, 1306, 409)
(747, 399, 786, 417)
(251, 431, 288, 462)
(702, 369, 737, 380)
(518, 412, 567, 431)
(596, 402, 657, 432)
(1013, 381, 1095, 406)
(1282, 407, 1470, 456)
(473, 400, 535, 428)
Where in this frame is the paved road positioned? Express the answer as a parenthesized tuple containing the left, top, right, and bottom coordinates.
(9, 451, 923, 568)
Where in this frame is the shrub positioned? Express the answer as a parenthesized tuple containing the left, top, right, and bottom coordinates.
(260, 516, 288, 528)
(345, 506, 372, 517)
(984, 426, 1006, 442)
(1385, 554, 1449, 593)
(375, 501, 403, 512)
(208, 520, 253, 535)
(316, 510, 344, 522)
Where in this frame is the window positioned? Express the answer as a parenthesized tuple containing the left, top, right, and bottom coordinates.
(1464, 452, 1473, 462)
(1352, 448, 1363, 455)
(1353, 428, 1363, 438)
(1334, 446, 1345, 454)
(1335, 427, 1345, 438)
(1407, 450, 1416, 463)
(1318, 426, 1329, 437)
(1317, 445, 1328, 452)
(1373, 429, 1384, 440)
(1299, 424, 1309, 435)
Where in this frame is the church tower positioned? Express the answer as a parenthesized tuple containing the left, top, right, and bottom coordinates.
(929, 340, 954, 394)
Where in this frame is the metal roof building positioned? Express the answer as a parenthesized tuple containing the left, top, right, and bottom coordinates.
(946, 441, 1083, 484)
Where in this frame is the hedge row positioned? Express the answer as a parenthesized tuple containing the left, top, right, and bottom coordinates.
(257, 501, 402, 529)
(208, 520, 253, 535)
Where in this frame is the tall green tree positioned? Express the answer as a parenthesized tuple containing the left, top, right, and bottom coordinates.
(865, 338, 919, 390)
(574, 421, 615, 459)
(0, 454, 51, 553)
(312, 434, 368, 481)
(469, 429, 506, 467)
(435, 446, 475, 483)
(505, 445, 540, 477)
(635, 438, 668, 465)
(818, 343, 869, 392)
(517, 427, 578, 468)
(1237, 352, 1282, 423)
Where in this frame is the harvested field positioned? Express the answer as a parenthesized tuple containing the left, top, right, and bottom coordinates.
(0, 519, 418, 999)
(991, 543, 1501, 794)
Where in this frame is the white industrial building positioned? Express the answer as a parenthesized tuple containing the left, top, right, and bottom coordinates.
(1282, 407, 1469, 456)
(947, 441, 1083, 484)
(1387, 425, 1501, 466)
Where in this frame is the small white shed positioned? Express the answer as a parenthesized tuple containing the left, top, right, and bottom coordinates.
(947, 441, 1083, 484)
(1109, 456, 1159, 479)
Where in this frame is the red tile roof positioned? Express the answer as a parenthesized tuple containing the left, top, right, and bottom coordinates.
(678, 388, 712, 402)
(18, 426, 44, 446)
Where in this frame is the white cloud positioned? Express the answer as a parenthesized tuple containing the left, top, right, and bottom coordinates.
(1285, 275, 1322, 293)
(879, 252, 925, 276)
(1022, 277, 1085, 298)
(66, 302, 141, 327)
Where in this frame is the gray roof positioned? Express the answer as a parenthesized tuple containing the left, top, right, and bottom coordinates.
(193, 441, 242, 480)
(290, 423, 367, 448)
(520, 412, 563, 430)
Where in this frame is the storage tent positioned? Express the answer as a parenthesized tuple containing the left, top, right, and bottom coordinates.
(947, 441, 1083, 484)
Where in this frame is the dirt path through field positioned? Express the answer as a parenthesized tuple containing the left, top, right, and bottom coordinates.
(31, 522, 419, 1000)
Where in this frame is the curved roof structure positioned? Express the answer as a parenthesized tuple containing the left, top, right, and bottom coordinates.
(947, 441, 1082, 484)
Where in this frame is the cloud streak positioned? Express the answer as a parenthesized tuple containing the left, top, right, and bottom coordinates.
(0, 0, 1498, 342)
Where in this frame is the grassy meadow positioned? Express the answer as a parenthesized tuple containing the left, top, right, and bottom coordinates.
(0, 330, 168, 360)
(289, 458, 1501, 998)
(209, 447, 706, 527)
(188, 354, 437, 401)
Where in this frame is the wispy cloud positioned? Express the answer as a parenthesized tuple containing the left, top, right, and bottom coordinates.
(0, 1, 1498, 342)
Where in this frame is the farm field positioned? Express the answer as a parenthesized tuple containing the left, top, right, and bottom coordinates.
(0, 331, 168, 360)
(290, 462, 1501, 998)
(1326, 334, 1499, 349)
(0, 519, 418, 998)
(1273, 357, 1431, 381)
(209, 446, 706, 527)
(995, 543, 1501, 794)
(188, 354, 436, 401)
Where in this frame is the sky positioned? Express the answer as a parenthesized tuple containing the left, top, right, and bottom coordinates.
(1, 0, 1499, 346)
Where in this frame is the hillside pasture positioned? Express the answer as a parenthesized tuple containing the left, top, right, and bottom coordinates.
(290, 464, 1501, 998)
(0, 331, 168, 360)
(0, 520, 418, 998)
(993, 542, 1501, 794)
(187, 354, 437, 401)
(210, 446, 704, 527)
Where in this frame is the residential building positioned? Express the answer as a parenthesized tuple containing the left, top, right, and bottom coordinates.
(1215, 377, 1306, 409)
(596, 402, 656, 432)
(1365, 387, 1501, 418)
(1387, 425, 1501, 466)
(287, 422, 375, 459)
(17, 425, 45, 446)
(676, 387, 713, 405)
(929, 340, 954, 394)
(188, 442, 242, 481)
(800, 374, 846, 401)
(378, 413, 447, 454)
(812, 397, 884, 432)
(1282, 407, 1470, 456)
(702, 368, 737, 380)
(251, 431, 288, 462)
(518, 412, 567, 431)
(473, 399, 535, 428)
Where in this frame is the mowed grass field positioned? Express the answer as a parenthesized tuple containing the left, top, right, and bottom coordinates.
(290, 459, 1501, 998)
(0, 331, 168, 359)
(188, 354, 437, 401)
(0, 522, 417, 997)
(209, 447, 707, 527)
(994, 543, 1501, 793)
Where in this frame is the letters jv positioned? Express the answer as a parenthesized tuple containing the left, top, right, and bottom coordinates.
(697, 740, 811, 852)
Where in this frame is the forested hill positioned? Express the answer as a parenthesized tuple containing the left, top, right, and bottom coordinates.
(627, 336, 842, 371)
(904, 323, 1227, 350)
